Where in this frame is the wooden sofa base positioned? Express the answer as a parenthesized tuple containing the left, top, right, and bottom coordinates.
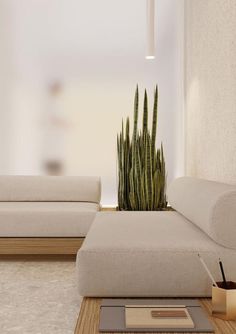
(0, 237, 84, 255)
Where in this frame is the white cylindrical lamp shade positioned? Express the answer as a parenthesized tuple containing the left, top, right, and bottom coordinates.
(146, 0, 155, 59)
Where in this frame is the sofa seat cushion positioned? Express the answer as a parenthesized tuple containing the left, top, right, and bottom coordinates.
(0, 202, 99, 237)
(76, 212, 236, 297)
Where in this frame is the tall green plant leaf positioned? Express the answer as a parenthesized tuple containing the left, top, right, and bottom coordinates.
(142, 90, 148, 134)
(117, 85, 167, 211)
(151, 85, 158, 160)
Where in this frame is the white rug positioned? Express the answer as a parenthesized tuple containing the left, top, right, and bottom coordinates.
(0, 258, 81, 334)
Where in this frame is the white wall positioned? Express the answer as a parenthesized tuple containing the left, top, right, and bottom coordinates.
(185, 0, 236, 184)
(0, 0, 184, 205)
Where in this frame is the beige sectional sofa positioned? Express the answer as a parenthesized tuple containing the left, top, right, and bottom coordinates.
(77, 177, 236, 297)
(0, 176, 101, 237)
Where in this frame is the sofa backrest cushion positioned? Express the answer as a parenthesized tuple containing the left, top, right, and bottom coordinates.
(0, 176, 101, 203)
(168, 177, 236, 249)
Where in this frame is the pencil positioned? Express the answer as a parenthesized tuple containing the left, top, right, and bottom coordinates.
(219, 258, 227, 288)
(198, 254, 217, 287)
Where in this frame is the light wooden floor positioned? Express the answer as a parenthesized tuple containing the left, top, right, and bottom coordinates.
(74, 298, 236, 334)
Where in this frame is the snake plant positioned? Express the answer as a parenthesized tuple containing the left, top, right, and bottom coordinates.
(117, 85, 167, 210)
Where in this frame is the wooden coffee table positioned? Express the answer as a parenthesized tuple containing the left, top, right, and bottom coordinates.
(74, 298, 236, 334)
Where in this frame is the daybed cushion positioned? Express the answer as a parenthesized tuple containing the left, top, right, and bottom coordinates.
(168, 177, 236, 249)
(76, 212, 236, 297)
(0, 176, 101, 203)
(0, 202, 99, 237)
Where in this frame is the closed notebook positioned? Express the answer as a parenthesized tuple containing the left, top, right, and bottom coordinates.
(125, 305, 194, 329)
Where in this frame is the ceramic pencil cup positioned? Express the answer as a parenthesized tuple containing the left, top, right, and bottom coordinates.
(212, 281, 236, 320)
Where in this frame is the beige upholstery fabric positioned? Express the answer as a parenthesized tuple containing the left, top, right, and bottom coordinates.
(168, 177, 236, 249)
(0, 202, 99, 237)
(0, 176, 101, 203)
(76, 212, 236, 297)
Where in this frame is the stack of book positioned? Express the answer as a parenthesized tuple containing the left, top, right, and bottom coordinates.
(125, 304, 194, 329)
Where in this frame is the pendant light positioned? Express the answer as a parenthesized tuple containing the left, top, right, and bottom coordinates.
(146, 0, 155, 59)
